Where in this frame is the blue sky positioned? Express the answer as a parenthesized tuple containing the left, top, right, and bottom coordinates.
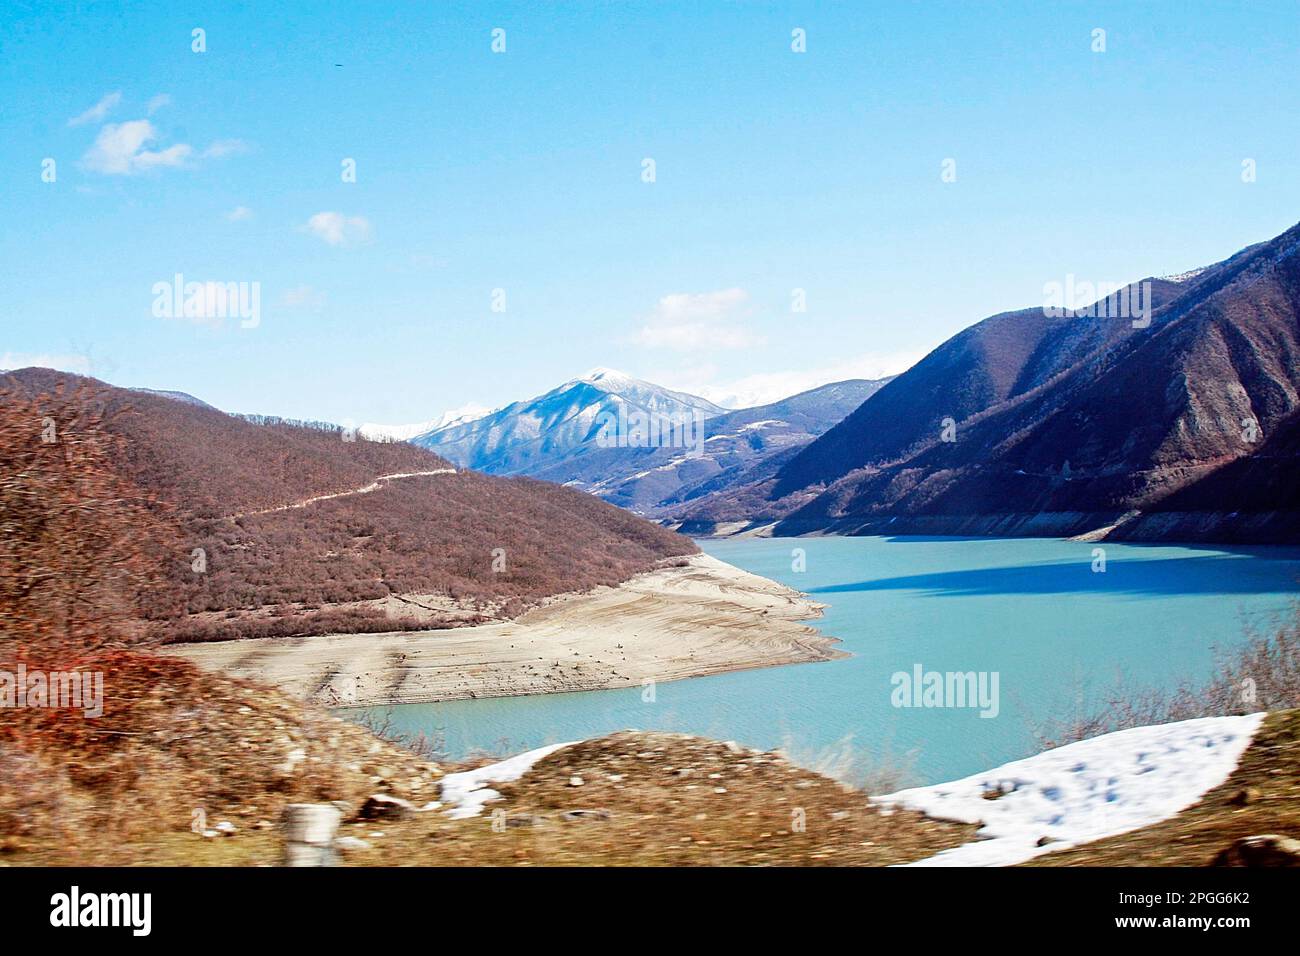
(2, 1, 1298, 422)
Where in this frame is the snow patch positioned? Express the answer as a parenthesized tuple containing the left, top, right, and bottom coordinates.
(877, 714, 1264, 866)
(1160, 267, 1207, 284)
(581, 366, 637, 389)
(361, 404, 490, 442)
(358, 420, 442, 442)
(439, 742, 578, 819)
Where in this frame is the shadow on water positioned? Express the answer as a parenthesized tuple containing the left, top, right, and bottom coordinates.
(869, 534, 1300, 555)
(808, 554, 1300, 598)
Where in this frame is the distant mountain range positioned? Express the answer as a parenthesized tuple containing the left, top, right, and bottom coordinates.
(359, 404, 489, 443)
(412, 368, 725, 476)
(409, 368, 891, 516)
(528, 377, 892, 515)
(668, 219, 1300, 544)
(26, 215, 1298, 549)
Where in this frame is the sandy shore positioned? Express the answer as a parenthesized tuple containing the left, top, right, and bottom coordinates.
(163, 554, 846, 707)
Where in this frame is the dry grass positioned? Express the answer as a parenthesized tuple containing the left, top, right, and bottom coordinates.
(774, 733, 919, 795)
(1034, 617, 1300, 748)
(0, 706, 973, 866)
(0, 652, 445, 865)
(325, 732, 976, 867)
(3, 657, 1291, 868)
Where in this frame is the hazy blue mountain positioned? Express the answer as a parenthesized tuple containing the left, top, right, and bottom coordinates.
(411, 369, 890, 516)
(529, 377, 893, 515)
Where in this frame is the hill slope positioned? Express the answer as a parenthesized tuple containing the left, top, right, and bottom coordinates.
(0, 368, 697, 642)
(673, 220, 1300, 542)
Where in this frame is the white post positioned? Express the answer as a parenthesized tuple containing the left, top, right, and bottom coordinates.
(282, 804, 342, 866)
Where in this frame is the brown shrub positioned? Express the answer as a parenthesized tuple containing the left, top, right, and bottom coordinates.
(0, 382, 180, 662)
(1034, 609, 1300, 748)
(0, 651, 445, 860)
(1, 369, 697, 644)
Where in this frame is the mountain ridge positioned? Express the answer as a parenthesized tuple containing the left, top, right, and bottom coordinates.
(540, 376, 894, 515)
(411, 367, 727, 476)
(669, 220, 1300, 543)
(0, 366, 697, 642)
(410, 370, 891, 516)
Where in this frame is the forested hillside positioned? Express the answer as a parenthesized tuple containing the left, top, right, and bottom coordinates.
(0, 369, 696, 643)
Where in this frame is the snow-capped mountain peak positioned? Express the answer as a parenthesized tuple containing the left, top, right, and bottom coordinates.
(581, 366, 637, 389)
(411, 369, 727, 473)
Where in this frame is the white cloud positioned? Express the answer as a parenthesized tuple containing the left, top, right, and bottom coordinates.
(302, 211, 373, 246)
(666, 351, 923, 408)
(80, 116, 245, 176)
(226, 205, 254, 222)
(146, 93, 172, 115)
(281, 285, 326, 308)
(0, 352, 92, 375)
(654, 288, 749, 323)
(67, 91, 121, 127)
(81, 119, 192, 174)
(630, 287, 760, 351)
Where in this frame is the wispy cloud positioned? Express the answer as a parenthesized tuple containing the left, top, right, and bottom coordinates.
(81, 119, 192, 174)
(67, 91, 121, 127)
(203, 139, 249, 159)
(225, 205, 254, 222)
(146, 93, 171, 115)
(302, 211, 373, 246)
(630, 288, 760, 351)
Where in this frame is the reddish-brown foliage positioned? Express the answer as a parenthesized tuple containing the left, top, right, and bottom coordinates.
(0, 649, 446, 857)
(1, 369, 697, 644)
(0, 382, 180, 663)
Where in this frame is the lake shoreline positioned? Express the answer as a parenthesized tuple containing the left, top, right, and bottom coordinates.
(162, 553, 846, 707)
(675, 512, 1300, 548)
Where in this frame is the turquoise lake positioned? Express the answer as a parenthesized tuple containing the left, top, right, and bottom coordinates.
(357, 537, 1300, 785)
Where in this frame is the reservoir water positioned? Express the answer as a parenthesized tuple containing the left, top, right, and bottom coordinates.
(356, 536, 1300, 785)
